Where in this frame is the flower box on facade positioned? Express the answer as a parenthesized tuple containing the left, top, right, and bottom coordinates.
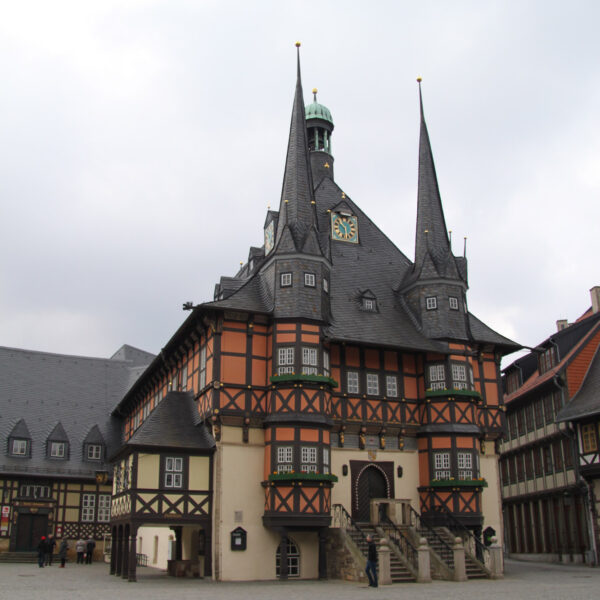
(267, 472, 338, 483)
(425, 388, 482, 400)
(269, 374, 339, 388)
(428, 478, 488, 488)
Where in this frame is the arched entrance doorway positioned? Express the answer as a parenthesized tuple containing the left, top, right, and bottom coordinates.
(355, 465, 389, 522)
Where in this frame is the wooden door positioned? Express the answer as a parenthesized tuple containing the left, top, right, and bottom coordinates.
(15, 513, 48, 551)
(355, 466, 388, 522)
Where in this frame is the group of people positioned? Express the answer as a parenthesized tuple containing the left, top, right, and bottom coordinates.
(37, 535, 96, 568)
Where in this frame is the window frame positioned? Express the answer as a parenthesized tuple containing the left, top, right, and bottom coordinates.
(366, 373, 379, 396)
(347, 371, 359, 395)
(10, 438, 29, 457)
(301, 346, 318, 375)
(161, 455, 187, 490)
(428, 364, 446, 391)
(277, 346, 295, 375)
(304, 272, 316, 288)
(386, 375, 398, 398)
(81, 493, 96, 522)
(426, 296, 437, 310)
(449, 296, 459, 310)
(86, 444, 103, 461)
(280, 272, 292, 288)
(581, 423, 598, 453)
(49, 441, 66, 459)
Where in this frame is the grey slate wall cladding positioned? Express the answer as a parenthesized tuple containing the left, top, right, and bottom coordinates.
(274, 258, 326, 321)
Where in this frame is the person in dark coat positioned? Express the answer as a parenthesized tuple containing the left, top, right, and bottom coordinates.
(365, 534, 378, 587)
(76, 538, 86, 564)
(45, 534, 56, 566)
(85, 537, 96, 564)
(37, 536, 48, 568)
(58, 539, 69, 567)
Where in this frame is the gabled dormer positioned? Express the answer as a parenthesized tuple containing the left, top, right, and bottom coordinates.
(7, 419, 31, 458)
(83, 424, 106, 462)
(358, 289, 378, 312)
(47, 422, 69, 460)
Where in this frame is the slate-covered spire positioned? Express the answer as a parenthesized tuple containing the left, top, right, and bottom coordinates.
(414, 78, 455, 277)
(274, 43, 318, 251)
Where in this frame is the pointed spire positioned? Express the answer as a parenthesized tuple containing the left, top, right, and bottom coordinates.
(414, 78, 453, 274)
(274, 42, 317, 250)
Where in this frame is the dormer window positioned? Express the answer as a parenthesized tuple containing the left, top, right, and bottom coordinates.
(11, 439, 29, 456)
(86, 444, 103, 461)
(426, 297, 437, 310)
(539, 346, 558, 374)
(449, 296, 459, 310)
(363, 298, 376, 311)
(50, 442, 66, 458)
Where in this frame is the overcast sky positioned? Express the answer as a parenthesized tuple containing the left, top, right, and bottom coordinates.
(1, 1, 599, 368)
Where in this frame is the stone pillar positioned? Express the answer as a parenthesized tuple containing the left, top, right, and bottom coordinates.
(378, 538, 392, 585)
(452, 537, 467, 582)
(488, 537, 504, 579)
(417, 537, 432, 583)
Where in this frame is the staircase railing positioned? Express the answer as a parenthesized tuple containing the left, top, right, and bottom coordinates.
(332, 503, 369, 548)
(431, 505, 490, 567)
(408, 506, 454, 567)
(380, 515, 418, 571)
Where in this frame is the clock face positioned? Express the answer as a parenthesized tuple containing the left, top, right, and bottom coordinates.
(331, 213, 358, 243)
(264, 221, 274, 254)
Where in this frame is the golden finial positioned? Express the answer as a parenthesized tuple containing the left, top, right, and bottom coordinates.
(295, 41, 301, 48)
(312, 88, 317, 94)
(417, 77, 422, 83)
(424, 229, 429, 233)
(284, 199, 289, 203)
(324, 162, 330, 169)
(267, 204, 271, 210)
(311, 200, 316, 205)
(341, 192, 346, 199)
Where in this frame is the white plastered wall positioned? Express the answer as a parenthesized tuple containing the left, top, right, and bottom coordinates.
(480, 450, 504, 545)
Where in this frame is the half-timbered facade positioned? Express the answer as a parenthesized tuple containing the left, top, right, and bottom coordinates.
(0, 345, 154, 558)
(500, 287, 600, 563)
(109, 47, 519, 581)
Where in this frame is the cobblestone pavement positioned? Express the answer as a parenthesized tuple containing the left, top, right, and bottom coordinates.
(2, 559, 599, 600)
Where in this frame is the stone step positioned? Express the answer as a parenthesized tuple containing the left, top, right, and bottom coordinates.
(0, 552, 38, 563)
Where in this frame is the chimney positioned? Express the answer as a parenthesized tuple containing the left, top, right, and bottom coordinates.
(591, 286, 600, 314)
(556, 319, 569, 332)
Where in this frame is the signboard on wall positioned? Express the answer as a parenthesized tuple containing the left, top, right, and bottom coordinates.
(1, 506, 10, 535)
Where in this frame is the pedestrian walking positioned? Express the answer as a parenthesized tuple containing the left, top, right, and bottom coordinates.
(37, 536, 48, 568)
(45, 533, 56, 566)
(365, 534, 378, 588)
(58, 539, 69, 568)
(85, 537, 96, 564)
(76, 538, 86, 564)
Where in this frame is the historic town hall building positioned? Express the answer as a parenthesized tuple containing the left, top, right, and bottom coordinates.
(1, 46, 519, 581)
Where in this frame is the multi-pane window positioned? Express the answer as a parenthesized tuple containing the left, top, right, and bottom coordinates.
(386, 375, 398, 397)
(81, 494, 96, 522)
(563, 438, 573, 468)
(451, 364, 468, 390)
(508, 413, 518, 439)
(434, 452, 451, 480)
(276, 538, 300, 578)
(98, 494, 111, 522)
(524, 451, 533, 480)
(20, 485, 50, 499)
(363, 298, 376, 311)
(302, 347, 318, 375)
(544, 394, 555, 424)
(347, 371, 359, 394)
(533, 448, 543, 478)
(553, 441, 563, 470)
(143, 403, 150, 420)
(165, 457, 183, 488)
(50, 442, 66, 458)
(516, 454, 524, 481)
(199, 346, 207, 389)
(323, 278, 329, 293)
(525, 404, 534, 432)
(278, 347, 295, 375)
(457, 452, 473, 479)
(428, 364, 446, 390)
(11, 439, 28, 456)
(281, 273, 292, 287)
(87, 444, 102, 460)
(304, 273, 316, 287)
(517, 410, 525, 436)
(426, 297, 437, 310)
(134, 409, 140, 430)
(366, 373, 379, 395)
(301, 447, 317, 473)
(323, 447, 330, 474)
(277, 446, 293, 473)
(449, 296, 459, 310)
(323, 350, 330, 376)
(539, 346, 558, 374)
(581, 424, 597, 453)
(534, 400, 544, 430)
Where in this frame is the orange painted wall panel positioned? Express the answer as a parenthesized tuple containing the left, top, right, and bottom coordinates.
(300, 429, 319, 442)
(301, 334, 319, 344)
(455, 437, 475, 449)
(323, 430, 330, 444)
(252, 334, 267, 357)
(485, 381, 499, 404)
(431, 438, 450, 449)
(275, 428, 295, 441)
(264, 429, 271, 442)
(403, 354, 416, 374)
(252, 359, 267, 386)
(404, 377, 417, 399)
(419, 451, 429, 485)
(276, 323, 296, 332)
(345, 346, 360, 367)
(224, 320, 246, 330)
(331, 345, 340, 363)
(301, 324, 320, 333)
(221, 331, 247, 353)
(221, 355, 246, 385)
(365, 349, 379, 369)
(384, 351, 398, 371)
(277, 333, 296, 343)
(483, 359, 497, 380)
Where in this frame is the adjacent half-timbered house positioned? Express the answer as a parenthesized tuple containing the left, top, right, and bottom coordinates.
(0, 345, 153, 559)
(108, 46, 519, 581)
(500, 287, 600, 563)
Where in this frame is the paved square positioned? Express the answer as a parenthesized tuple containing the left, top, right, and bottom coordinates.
(2, 560, 599, 600)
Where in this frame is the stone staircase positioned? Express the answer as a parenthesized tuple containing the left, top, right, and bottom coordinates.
(434, 527, 490, 580)
(0, 552, 38, 563)
(348, 523, 415, 583)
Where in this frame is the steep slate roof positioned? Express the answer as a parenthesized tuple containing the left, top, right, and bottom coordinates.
(504, 311, 600, 405)
(557, 345, 600, 422)
(125, 391, 215, 451)
(0, 345, 154, 478)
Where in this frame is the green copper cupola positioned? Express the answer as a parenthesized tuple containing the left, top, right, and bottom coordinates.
(306, 88, 335, 183)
